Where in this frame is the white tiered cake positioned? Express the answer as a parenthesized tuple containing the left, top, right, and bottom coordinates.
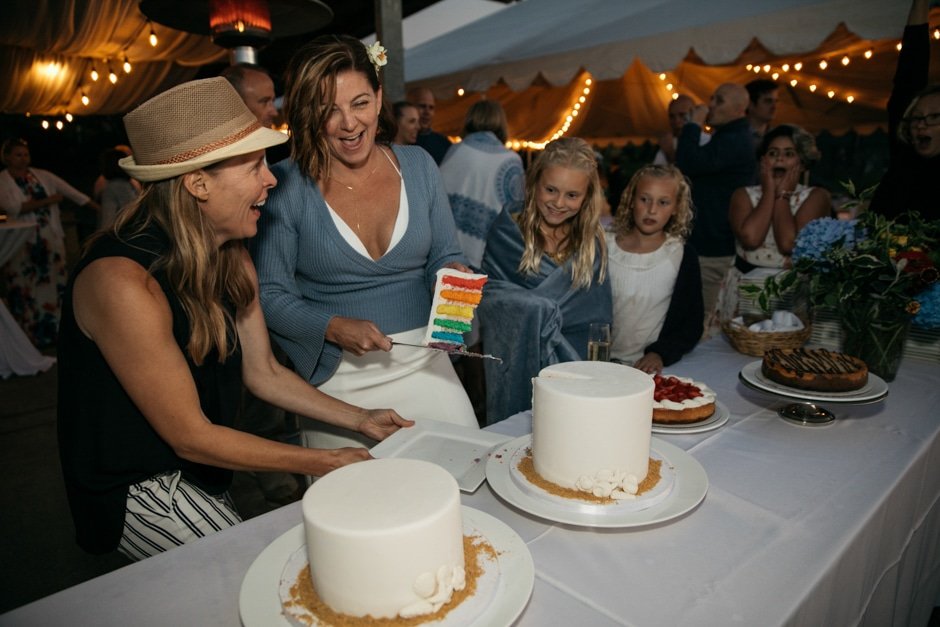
(532, 361, 654, 498)
(302, 458, 466, 619)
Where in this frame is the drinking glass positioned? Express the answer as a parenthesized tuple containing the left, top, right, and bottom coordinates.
(587, 323, 610, 361)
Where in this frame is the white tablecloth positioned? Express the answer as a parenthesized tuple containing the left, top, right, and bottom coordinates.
(0, 220, 56, 378)
(3, 338, 939, 626)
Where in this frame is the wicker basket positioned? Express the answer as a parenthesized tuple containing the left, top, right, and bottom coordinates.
(721, 318, 812, 356)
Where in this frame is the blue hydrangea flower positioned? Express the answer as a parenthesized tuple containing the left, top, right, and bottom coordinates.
(792, 218, 864, 266)
(913, 283, 940, 329)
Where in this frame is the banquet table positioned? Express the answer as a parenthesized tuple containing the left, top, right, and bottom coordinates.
(3, 337, 939, 626)
(0, 219, 56, 378)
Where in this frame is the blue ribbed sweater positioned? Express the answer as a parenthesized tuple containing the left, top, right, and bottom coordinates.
(253, 145, 465, 385)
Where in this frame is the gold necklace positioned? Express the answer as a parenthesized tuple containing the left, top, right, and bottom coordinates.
(328, 149, 383, 232)
(329, 149, 380, 191)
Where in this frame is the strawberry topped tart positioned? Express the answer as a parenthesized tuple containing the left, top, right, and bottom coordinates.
(652, 374, 716, 424)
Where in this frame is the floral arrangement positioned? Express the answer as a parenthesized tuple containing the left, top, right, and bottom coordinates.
(365, 41, 388, 74)
(749, 209, 940, 329)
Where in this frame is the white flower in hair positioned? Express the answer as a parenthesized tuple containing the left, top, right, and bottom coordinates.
(366, 41, 388, 71)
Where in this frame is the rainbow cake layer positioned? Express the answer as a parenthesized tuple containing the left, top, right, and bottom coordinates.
(424, 268, 488, 351)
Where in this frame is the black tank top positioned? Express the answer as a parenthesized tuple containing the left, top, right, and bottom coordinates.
(57, 225, 242, 554)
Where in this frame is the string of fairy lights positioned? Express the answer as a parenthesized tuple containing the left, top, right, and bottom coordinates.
(30, 25, 940, 135)
(28, 20, 161, 130)
(452, 26, 940, 150)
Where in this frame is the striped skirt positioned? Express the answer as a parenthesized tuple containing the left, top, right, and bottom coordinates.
(118, 470, 241, 561)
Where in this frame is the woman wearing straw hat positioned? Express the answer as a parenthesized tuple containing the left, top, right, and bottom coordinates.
(253, 36, 479, 450)
(56, 77, 412, 559)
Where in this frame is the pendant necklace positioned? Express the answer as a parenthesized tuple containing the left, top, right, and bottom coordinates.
(329, 148, 381, 232)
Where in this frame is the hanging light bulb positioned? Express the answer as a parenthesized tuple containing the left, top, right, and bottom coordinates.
(55, 120, 64, 130)
(671, 92, 679, 100)
(108, 61, 118, 84)
(456, 88, 464, 96)
(41, 120, 50, 129)
(841, 56, 850, 66)
(745, 64, 753, 71)
(846, 95, 855, 103)
(819, 59, 828, 70)
(809, 84, 817, 92)
(90, 65, 99, 82)
(665, 83, 673, 91)
(659, 73, 667, 80)
(81, 91, 90, 106)
(771, 72, 779, 80)
(123, 55, 132, 74)
(864, 49, 873, 59)
(790, 78, 798, 87)
(781, 63, 790, 72)
(827, 90, 835, 98)
(794, 62, 803, 71)
(762, 64, 771, 72)
(149, 21, 158, 47)
(896, 42, 903, 51)
(65, 112, 73, 122)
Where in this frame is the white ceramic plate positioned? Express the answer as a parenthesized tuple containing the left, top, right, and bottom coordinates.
(239, 507, 534, 627)
(370, 420, 512, 492)
(652, 401, 730, 435)
(739, 361, 889, 404)
(485, 436, 707, 528)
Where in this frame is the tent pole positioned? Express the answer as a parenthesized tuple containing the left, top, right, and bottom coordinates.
(374, 0, 404, 103)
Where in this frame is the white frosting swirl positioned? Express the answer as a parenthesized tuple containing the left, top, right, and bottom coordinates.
(400, 564, 466, 618)
(575, 468, 641, 499)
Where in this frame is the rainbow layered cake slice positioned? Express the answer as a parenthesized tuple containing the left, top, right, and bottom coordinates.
(424, 268, 488, 352)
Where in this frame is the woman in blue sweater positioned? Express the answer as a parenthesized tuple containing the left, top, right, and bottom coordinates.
(254, 36, 479, 449)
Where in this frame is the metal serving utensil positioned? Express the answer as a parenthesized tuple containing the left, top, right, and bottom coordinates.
(390, 341, 503, 363)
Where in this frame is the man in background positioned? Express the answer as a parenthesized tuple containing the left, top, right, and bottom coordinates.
(222, 63, 278, 127)
(675, 83, 756, 334)
(222, 63, 289, 165)
(408, 86, 452, 165)
(745, 79, 780, 147)
(653, 94, 710, 165)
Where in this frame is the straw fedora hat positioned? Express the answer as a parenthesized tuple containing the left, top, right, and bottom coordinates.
(120, 77, 288, 182)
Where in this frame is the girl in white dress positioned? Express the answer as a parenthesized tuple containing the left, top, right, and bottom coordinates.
(607, 164, 703, 374)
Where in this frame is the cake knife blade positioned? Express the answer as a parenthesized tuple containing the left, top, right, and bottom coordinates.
(390, 341, 503, 363)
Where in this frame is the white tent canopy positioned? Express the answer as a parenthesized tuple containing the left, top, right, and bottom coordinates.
(404, 0, 936, 143)
(406, 0, 907, 90)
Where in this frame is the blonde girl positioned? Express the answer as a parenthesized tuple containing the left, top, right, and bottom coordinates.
(479, 137, 612, 422)
(608, 164, 703, 374)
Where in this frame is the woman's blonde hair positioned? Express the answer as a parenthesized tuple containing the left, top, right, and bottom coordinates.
(462, 99, 509, 144)
(283, 34, 393, 182)
(99, 173, 254, 365)
(614, 164, 693, 240)
(517, 137, 606, 289)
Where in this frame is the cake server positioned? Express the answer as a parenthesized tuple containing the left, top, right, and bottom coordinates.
(390, 341, 503, 363)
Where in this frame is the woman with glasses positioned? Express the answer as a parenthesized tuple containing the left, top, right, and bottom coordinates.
(869, 0, 938, 220)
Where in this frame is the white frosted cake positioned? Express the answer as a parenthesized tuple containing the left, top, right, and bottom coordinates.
(532, 361, 654, 498)
(302, 458, 466, 619)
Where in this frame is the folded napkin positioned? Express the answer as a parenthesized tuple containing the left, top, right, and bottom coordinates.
(731, 310, 804, 333)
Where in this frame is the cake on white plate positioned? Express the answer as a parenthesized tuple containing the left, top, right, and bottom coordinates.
(531, 361, 655, 499)
(298, 458, 466, 621)
(652, 374, 717, 424)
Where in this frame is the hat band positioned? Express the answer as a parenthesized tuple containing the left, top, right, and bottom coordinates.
(156, 120, 263, 165)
